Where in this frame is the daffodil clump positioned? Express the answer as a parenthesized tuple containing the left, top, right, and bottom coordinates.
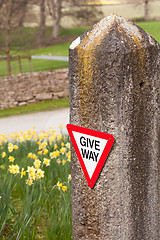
(0, 125, 71, 188)
(0, 125, 72, 239)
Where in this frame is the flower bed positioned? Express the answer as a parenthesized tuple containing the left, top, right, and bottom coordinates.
(0, 125, 72, 239)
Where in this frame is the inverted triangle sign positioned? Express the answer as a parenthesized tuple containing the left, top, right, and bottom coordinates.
(66, 124, 114, 188)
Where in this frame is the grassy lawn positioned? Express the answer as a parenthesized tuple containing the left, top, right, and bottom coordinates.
(0, 22, 159, 77)
(0, 42, 70, 77)
(11, 42, 71, 57)
(0, 98, 69, 118)
(0, 59, 68, 77)
(137, 21, 160, 43)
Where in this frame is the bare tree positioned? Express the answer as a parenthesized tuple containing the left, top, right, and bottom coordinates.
(144, 0, 149, 21)
(39, 0, 46, 46)
(47, 0, 62, 39)
(0, 0, 30, 75)
(128, 0, 150, 21)
(46, 0, 101, 39)
(18, 0, 28, 27)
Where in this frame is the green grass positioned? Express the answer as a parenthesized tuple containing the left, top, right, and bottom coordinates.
(0, 98, 69, 118)
(137, 21, 160, 43)
(0, 59, 68, 77)
(0, 42, 70, 77)
(11, 42, 71, 57)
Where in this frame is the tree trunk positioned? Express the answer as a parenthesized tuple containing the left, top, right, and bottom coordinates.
(39, 0, 46, 46)
(5, 0, 12, 76)
(6, 29, 11, 76)
(144, 0, 149, 21)
(18, 0, 28, 27)
(52, 0, 62, 39)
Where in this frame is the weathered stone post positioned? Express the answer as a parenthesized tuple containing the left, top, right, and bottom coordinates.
(69, 14, 159, 240)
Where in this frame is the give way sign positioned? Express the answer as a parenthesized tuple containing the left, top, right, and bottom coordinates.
(66, 124, 114, 188)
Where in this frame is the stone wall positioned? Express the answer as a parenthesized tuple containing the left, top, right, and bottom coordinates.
(0, 69, 69, 110)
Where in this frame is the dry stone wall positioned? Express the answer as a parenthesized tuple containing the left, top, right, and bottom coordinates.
(0, 69, 69, 110)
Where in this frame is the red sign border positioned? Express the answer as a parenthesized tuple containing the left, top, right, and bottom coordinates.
(66, 124, 114, 188)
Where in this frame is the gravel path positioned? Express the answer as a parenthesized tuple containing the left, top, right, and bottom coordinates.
(0, 108, 69, 135)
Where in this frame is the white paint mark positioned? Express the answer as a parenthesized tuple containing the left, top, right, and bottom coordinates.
(70, 37, 80, 49)
(147, 33, 155, 45)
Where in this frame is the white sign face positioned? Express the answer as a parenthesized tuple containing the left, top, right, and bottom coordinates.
(72, 131, 108, 178)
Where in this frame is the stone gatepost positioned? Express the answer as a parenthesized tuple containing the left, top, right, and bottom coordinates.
(69, 14, 159, 240)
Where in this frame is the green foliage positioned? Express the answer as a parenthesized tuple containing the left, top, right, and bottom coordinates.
(0, 98, 69, 118)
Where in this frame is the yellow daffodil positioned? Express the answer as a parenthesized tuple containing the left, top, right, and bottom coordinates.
(9, 164, 20, 174)
(66, 142, 70, 149)
(0, 165, 5, 169)
(2, 152, 6, 158)
(9, 164, 14, 173)
(43, 158, 50, 167)
(8, 143, 13, 147)
(13, 164, 20, 174)
(28, 153, 37, 159)
(41, 140, 47, 148)
(62, 186, 67, 192)
(26, 135, 32, 140)
(59, 124, 63, 129)
(54, 144, 58, 149)
(55, 150, 60, 157)
(27, 166, 36, 175)
(32, 154, 37, 160)
(56, 159, 61, 164)
(43, 149, 48, 155)
(8, 143, 14, 153)
(20, 168, 26, 178)
(50, 152, 56, 159)
(36, 169, 44, 179)
(62, 160, 66, 165)
(32, 130, 36, 136)
(8, 146, 13, 152)
(29, 172, 36, 180)
(39, 133, 45, 141)
(8, 156, 15, 163)
(57, 181, 62, 190)
(28, 153, 32, 158)
(57, 134, 62, 141)
(26, 179, 33, 186)
(68, 174, 72, 182)
(49, 135, 55, 143)
(34, 159, 41, 169)
(60, 147, 66, 155)
(19, 136, 24, 142)
(14, 145, 18, 150)
(66, 151, 71, 162)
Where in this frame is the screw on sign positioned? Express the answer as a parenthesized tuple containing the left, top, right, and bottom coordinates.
(67, 124, 114, 188)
